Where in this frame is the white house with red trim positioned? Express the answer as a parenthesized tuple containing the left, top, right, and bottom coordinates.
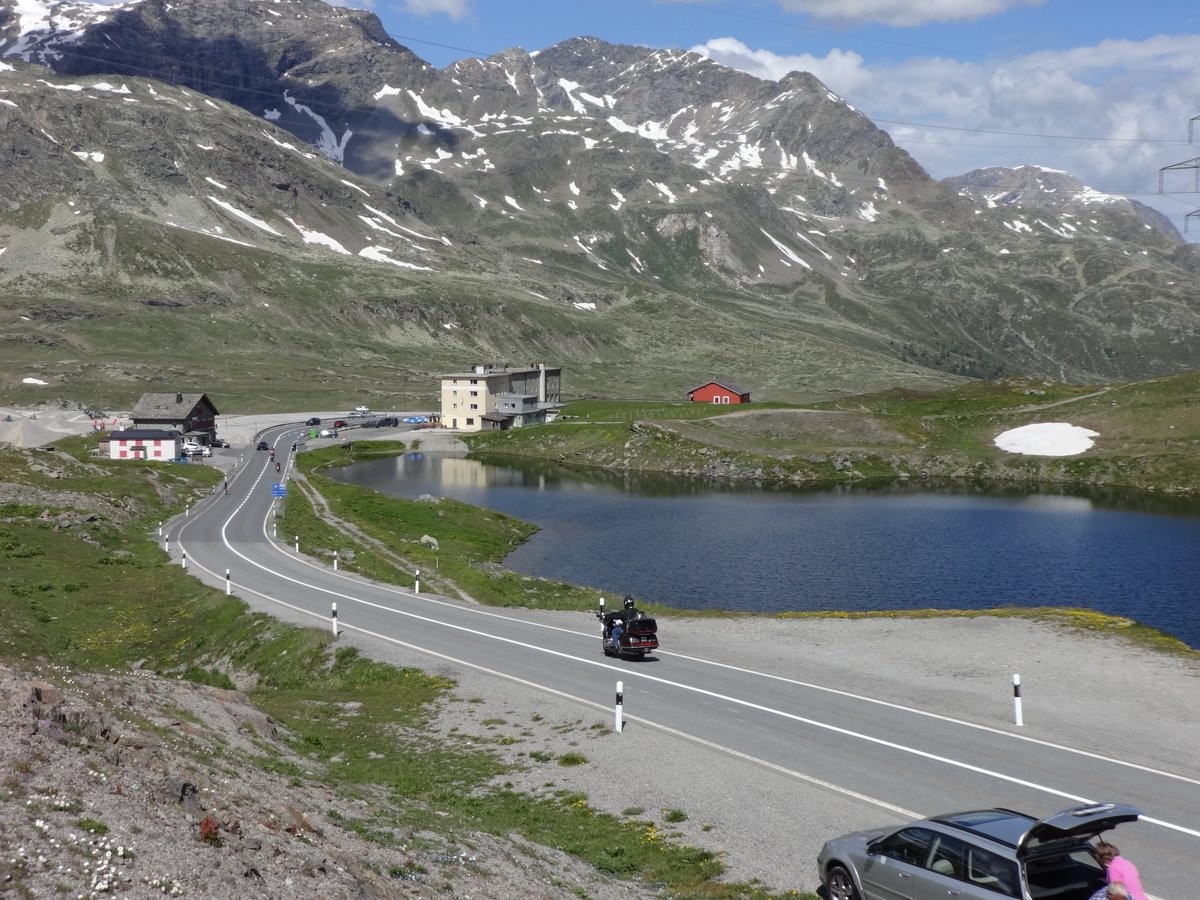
(107, 429, 181, 461)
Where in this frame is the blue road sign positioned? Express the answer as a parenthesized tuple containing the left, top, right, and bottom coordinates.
(271, 483, 286, 497)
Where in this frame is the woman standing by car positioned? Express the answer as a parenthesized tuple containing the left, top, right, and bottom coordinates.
(1094, 842, 1147, 900)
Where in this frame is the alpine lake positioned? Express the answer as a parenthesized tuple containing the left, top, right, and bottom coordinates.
(330, 452, 1200, 650)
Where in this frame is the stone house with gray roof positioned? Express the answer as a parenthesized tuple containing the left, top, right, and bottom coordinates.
(130, 392, 220, 443)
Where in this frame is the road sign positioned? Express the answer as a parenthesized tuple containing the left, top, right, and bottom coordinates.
(271, 483, 286, 497)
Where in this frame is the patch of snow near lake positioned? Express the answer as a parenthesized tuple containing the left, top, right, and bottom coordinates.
(994, 423, 1099, 457)
(23, 377, 47, 385)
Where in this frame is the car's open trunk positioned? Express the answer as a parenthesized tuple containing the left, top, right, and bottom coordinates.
(1023, 850, 1105, 900)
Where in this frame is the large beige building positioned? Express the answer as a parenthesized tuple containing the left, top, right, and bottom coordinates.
(439, 363, 562, 432)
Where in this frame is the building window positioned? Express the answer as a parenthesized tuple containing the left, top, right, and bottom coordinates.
(466, 418, 475, 426)
(469, 404, 478, 410)
(470, 390, 479, 397)
(711, 396, 720, 404)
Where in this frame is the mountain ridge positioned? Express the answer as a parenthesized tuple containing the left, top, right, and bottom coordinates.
(1, 0, 1198, 409)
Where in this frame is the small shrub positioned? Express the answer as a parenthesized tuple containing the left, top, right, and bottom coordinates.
(77, 818, 108, 835)
(558, 752, 588, 767)
(389, 861, 428, 879)
(663, 808, 688, 823)
(198, 815, 222, 846)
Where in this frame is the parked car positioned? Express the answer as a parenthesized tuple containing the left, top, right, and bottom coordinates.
(818, 802, 1140, 900)
(305, 417, 321, 426)
(401, 416, 428, 424)
(318, 428, 337, 438)
(351, 406, 371, 417)
(256, 440, 270, 451)
(376, 416, 399, 428)
(186, 445, 212, 458)
(333, 419, 348, 429)
(213, 438, 230, 448)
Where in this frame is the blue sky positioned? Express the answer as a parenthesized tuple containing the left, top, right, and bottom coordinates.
(365, 0, 1200, 235)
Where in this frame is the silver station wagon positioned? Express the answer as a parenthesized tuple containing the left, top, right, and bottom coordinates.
(817, 802, 1140, 900)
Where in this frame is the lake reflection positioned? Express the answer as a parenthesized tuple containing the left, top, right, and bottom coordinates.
(331, 453, 1200, 648)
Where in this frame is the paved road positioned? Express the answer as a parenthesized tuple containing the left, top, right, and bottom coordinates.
(172, 423, 1199, 898)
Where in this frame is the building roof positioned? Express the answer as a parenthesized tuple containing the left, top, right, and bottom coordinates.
(480, 412, 511, 422)
(442, 363, 562, 378)
(131, 392, 218, 419)
(110, 429, 181, 441)
(688, 379, 750, 396)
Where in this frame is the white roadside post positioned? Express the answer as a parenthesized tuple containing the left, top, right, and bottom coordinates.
(1013, 673, 1024, 727)
(294, 535, 299, 553)
(185, 504, 189, 517)
(615, 681, 624, 733)
(414, 569, 420, 593)
(334, 550, 339, 571)
(331, 602, 339, 637)
(225, 568, 231, 596)
(164, 533, 169, 553)
(158, 521, 163, 537)
(181, 549, 187, 570)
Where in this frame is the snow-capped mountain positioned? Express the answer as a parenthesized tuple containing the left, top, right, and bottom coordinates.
(944, 165, 1178, 239)
(1, 0, 1199, 405)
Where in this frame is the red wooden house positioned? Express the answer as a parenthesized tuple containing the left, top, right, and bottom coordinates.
(687, 379, 751, 405)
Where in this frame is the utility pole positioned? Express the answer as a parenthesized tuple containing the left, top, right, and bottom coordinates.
(1158, 114, 1200, 233)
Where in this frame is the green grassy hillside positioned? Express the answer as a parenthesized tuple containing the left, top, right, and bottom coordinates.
(466, 373, 1200, 495)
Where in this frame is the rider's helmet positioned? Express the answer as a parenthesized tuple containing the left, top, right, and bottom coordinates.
(623, 596, 635, 610)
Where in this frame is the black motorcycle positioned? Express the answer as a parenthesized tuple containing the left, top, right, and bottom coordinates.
(596, 598, 658, 660)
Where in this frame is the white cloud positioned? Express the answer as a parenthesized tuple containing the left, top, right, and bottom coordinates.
(776, 0, 1043, 27)
(690, 37, 871, 94)
(401, 0, 470, 19)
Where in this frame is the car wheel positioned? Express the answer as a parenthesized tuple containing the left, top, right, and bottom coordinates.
(826, 865, 860, 900)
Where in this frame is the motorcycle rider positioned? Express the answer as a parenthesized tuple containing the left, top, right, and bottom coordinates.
(609, 596, 638, 651)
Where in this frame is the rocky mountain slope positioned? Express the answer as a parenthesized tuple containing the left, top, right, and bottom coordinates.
(1, 0, 1199, 409)
(0, 660, 653, 899)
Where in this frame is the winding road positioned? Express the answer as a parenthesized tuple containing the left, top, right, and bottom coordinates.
(170, 423, 1198, 898)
